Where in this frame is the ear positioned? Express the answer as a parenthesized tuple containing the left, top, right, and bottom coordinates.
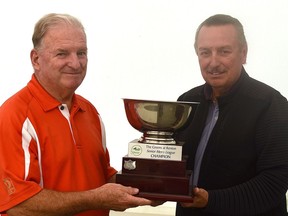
(241, 44, 248, 64)
(30, 49, 40, 71)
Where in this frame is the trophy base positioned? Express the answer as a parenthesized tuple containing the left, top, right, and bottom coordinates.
(121, 156, 188, 177)
(136, 192, 194, 203)
(116, 156, 193, 202)
(116, 171, 193, 202)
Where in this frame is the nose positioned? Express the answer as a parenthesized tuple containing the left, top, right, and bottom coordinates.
(67, 53, 81, 69)
(209, 52, 220, 67)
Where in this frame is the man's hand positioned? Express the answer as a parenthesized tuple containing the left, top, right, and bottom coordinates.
(91, 183, 161, 211)
(180, 187, 208, 208)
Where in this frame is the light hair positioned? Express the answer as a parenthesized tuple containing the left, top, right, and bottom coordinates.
(32, 13, 86, 49)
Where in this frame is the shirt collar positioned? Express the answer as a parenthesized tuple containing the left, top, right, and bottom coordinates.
(27, 74, 85, 112)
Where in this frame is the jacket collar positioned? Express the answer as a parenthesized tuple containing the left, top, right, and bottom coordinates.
(203, 67, 249, 103)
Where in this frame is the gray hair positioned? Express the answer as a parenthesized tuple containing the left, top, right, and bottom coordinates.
(32, 13, 86, 49)
(194, 14, 247, 50)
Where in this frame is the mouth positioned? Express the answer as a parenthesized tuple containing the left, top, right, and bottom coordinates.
(208, 71, 225, 76)
(63, 72, 82, 76)
(210, 72, 221, 75)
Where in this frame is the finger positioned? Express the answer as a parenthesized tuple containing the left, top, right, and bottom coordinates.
(180, 202, 194, 208)
(125, 186, 139, 195)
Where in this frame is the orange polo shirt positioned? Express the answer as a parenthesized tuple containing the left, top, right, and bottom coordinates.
(0, 74, 117, 215)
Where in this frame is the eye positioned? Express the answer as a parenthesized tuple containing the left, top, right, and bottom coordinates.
(77, 50, 87, 58)
(198, 50, 210, 57)
(56, 52, 66, 56)
(78, 51, 87, 56)
(219, 48, 232, 56)
(56, 51, 68, 57)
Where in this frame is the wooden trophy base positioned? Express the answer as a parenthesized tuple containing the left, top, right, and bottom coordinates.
(116, 156, 193, 202)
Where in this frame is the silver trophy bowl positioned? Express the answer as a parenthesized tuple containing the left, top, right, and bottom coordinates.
(123, 98, 199, 144)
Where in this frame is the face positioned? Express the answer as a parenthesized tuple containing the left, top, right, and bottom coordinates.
(30, 23, 88, 102)
(195, 24, 247, 96)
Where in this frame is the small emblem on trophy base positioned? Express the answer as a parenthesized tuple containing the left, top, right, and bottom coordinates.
(123, 159, 136, 170)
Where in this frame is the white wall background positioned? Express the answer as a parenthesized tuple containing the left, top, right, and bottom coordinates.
(1, 0, 288, 172)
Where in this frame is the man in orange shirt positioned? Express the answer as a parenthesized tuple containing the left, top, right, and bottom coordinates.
(0, 13, 158, 216)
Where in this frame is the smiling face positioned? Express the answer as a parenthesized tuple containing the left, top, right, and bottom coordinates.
(195, 24, 247, 97)
(30, 23, 88, 104)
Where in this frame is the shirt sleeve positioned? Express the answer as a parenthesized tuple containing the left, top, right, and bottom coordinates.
(0, 111, 42, 212)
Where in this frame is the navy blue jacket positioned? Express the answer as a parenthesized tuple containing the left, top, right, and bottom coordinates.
(175, 68, 288, 215)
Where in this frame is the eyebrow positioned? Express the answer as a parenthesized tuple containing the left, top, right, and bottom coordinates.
(198, 45, 232, 50)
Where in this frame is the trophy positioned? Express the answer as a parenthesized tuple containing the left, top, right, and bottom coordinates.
(116, 98, 199, 202)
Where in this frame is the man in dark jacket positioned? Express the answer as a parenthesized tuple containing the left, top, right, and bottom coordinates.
(175, 14, 288, 216)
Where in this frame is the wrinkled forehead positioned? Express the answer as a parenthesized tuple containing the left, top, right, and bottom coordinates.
(40, 24, 87, 49)
(196, 25, 242, 49)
